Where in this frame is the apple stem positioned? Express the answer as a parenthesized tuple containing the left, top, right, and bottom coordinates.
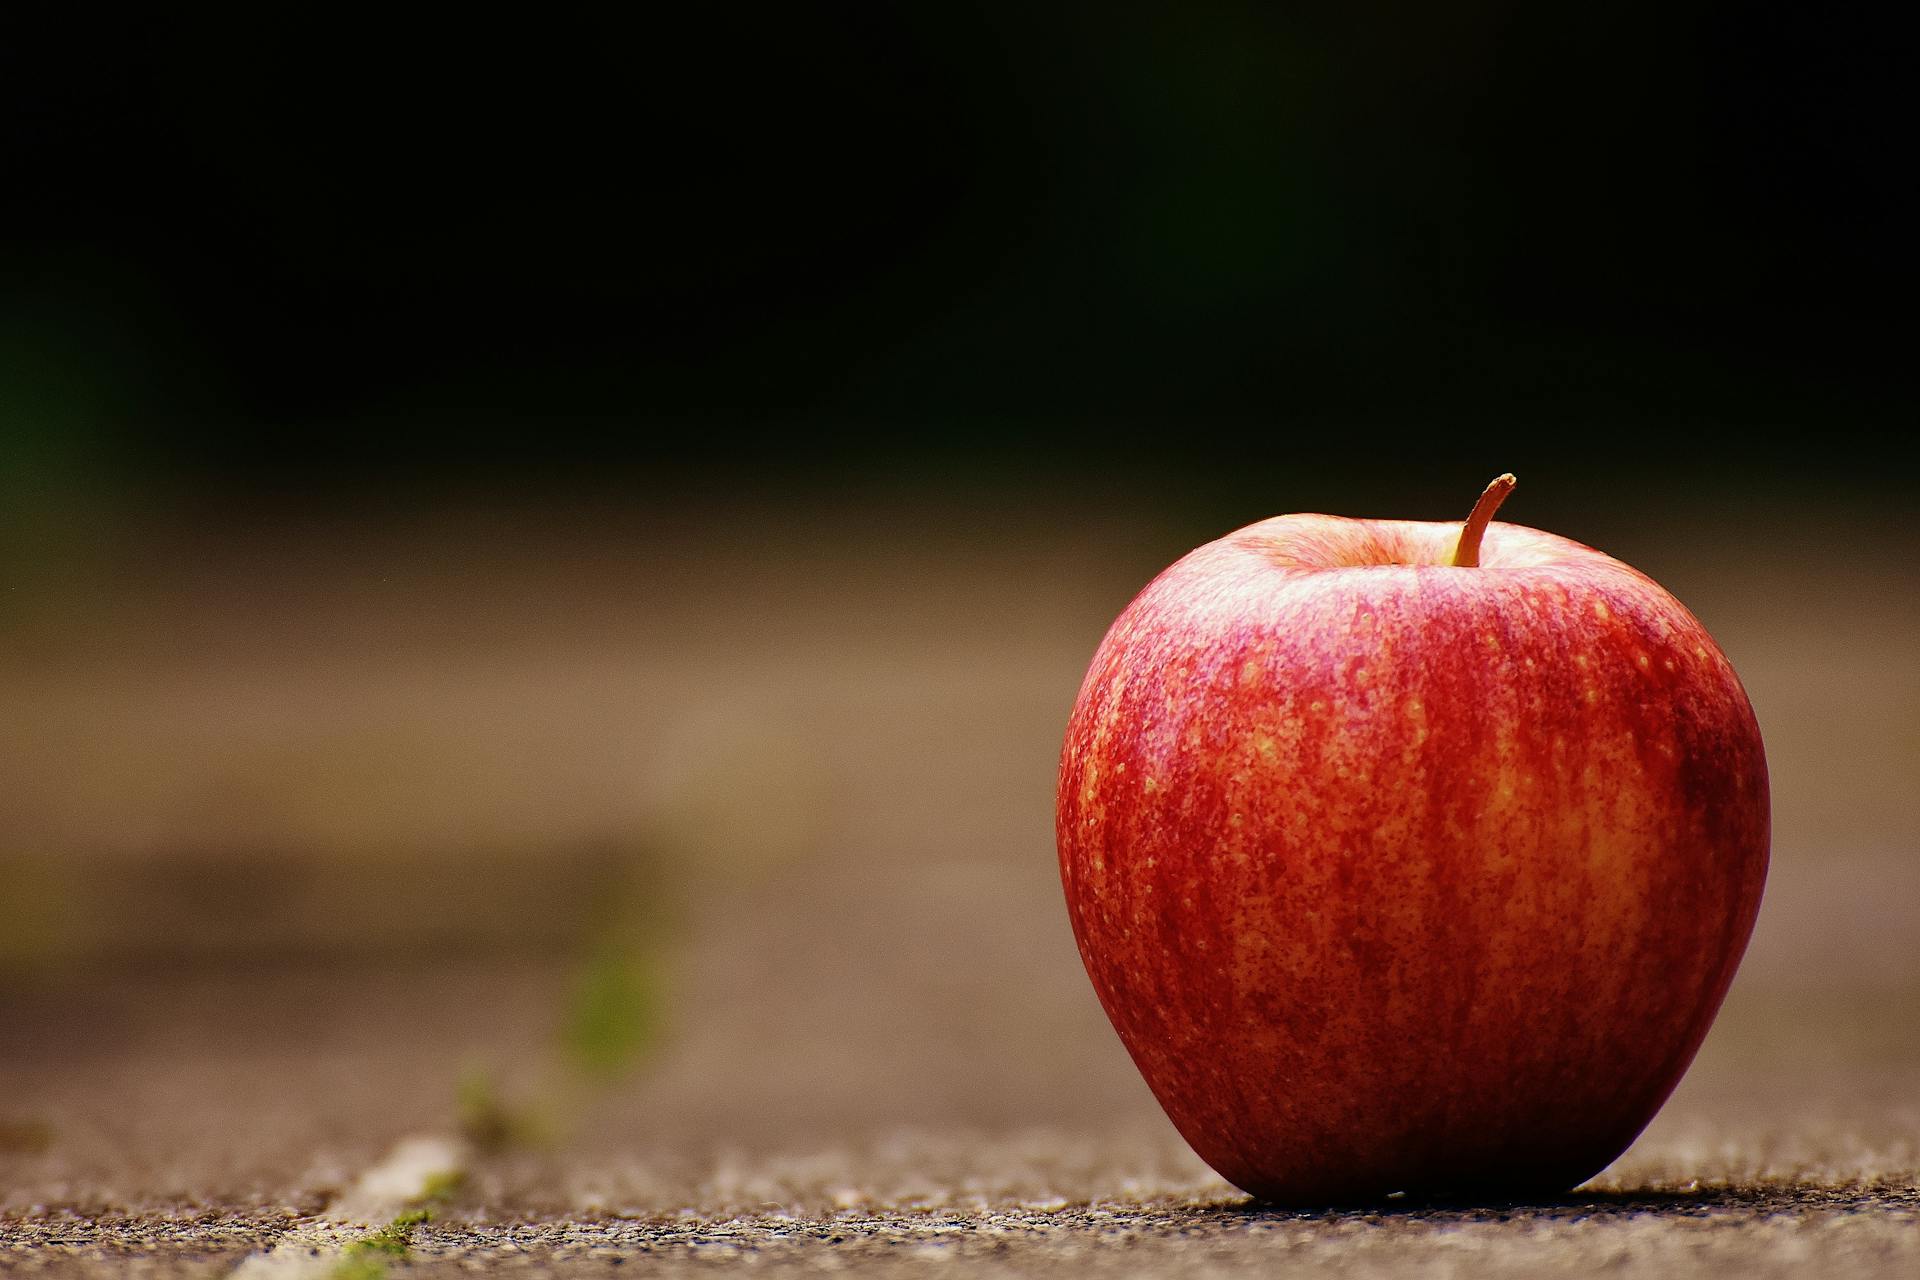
(1451, 473, 1517, 568)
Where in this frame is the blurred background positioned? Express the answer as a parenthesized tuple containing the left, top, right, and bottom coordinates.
(2, 4, 1914, 1214)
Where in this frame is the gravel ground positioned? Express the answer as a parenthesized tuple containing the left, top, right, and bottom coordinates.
(5, 1158, 1916, 1278)
(401, 1184, 1920, 1280)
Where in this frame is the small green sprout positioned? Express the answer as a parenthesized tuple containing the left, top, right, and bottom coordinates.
(419, 1169, 465, 1205)
(329, 1207, 431, 1279)
(562, 938, 666, 1080)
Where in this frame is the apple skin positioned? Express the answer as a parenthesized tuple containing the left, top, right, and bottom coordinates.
(1057, 513, 1768, 1205)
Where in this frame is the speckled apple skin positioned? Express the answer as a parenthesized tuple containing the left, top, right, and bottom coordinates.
(1057, 516, 1769, 1204)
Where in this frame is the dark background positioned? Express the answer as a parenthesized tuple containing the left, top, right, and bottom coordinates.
(2, 4, 1907, 507)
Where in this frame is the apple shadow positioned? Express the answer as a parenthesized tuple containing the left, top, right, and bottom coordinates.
(1214, 1181, 1871, 1223)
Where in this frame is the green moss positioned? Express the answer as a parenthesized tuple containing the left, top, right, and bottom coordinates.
(419, 1169, 465, 1205)
(328, 1207, 430, 1278)
(562, 939, 666, 1080)
(446, 851, 675, 1156)
(328, 1256, 391, 1280)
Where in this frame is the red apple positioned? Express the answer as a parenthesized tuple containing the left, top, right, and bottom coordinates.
(1057, 476, 1768, 1204)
